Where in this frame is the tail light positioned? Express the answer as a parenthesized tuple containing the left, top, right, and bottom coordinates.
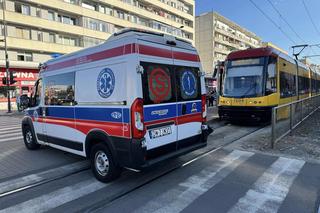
(131, 98, 146, 139)
(201, 94, 207, 123)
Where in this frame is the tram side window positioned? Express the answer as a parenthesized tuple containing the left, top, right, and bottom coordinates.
(266, 57, 277, 94)
(280, 72, 296, 98)
(298, 76, 310, 95)
(44, 72, 75, 106)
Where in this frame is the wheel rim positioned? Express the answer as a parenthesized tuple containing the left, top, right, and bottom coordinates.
(25, 130, 33, 144)
(94, 150, 109, 176)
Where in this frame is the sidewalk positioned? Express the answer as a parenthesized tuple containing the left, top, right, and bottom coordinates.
(0, 110, 24, 117)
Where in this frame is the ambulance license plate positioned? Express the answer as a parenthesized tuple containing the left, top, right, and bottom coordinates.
(149, 126, 172, 139)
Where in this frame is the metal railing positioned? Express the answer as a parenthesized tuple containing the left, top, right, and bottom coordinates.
(271, 94, 320, 148)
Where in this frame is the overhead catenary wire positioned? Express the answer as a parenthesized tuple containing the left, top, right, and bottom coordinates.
(265, 0, 320, 64)
(266, 0, 305, 44)
(301, 0, 320, 63)
(302, 0, 320, 37)
(247, 0, 297, 45)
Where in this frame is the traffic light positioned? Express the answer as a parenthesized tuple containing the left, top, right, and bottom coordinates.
(9, 72, 16, 85)
(2, 77, 7, 85)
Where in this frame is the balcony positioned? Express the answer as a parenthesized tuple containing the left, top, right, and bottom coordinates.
(0, 10, 110, 40)
(6, 37, 82, 54)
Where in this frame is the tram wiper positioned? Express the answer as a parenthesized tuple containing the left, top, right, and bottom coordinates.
(240, 82, 257, 98)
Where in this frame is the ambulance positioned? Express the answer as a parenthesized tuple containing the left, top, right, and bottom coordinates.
(22, 28, 212, 182)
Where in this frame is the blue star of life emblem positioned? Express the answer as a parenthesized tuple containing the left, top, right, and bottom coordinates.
(97, 68, 115, 98)
(181, 70, 196, 96)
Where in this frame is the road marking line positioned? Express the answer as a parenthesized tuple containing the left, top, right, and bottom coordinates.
(0, 136, 23, 142)
(134, 150, 254, 213)
(228, 157, 305, 213)
(0, 179, 108, 213)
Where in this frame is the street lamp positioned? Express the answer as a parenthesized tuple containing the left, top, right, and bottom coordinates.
(0, 0, 11, 113)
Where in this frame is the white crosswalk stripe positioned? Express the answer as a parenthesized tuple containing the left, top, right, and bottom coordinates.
(0, 178, 108, 213)
(0, 118, 22, 142)
(0, 136, 23, 142)
(133, 150, 254, 213)
(0, 126, 21, 132)
(228, 157, 305, 213)
(0, 132, 21, 138)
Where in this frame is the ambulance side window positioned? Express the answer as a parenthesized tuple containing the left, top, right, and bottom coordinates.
(32, 79, 42, 107)
(44, 72, 75, 106)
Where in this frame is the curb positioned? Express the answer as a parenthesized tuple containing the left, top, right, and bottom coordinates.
(0, 160, 90, 197)
(0, 111, 24, 117)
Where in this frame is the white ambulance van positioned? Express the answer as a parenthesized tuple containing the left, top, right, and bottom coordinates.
(22, 29, 213, 182)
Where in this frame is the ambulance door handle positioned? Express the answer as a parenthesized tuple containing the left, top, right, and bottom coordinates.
(181, 103, 187, 115)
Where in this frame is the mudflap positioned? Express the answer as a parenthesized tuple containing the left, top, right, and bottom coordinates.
(201, 125, 213, 142)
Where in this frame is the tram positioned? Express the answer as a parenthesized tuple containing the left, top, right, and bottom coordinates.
(218, 47, 320, 122)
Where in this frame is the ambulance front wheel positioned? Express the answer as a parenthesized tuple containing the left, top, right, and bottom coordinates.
(91, 143, 122, 183)
(23, 125, 40, 150)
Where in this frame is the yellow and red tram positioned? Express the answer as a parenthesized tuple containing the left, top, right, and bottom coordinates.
(218, 47, 320, 122)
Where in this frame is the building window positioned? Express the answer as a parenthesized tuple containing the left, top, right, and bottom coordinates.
(81, 1, 97, 11)
(36, 8, 41, 17)
(37, 31, 43, 41)
(16, 27, 30, 39)
(17, 52, 33, 61)
(58, 15, 76, 25)
(21, 5, 30, 15)
(64, 0, 79, 4)
(49, 33, 56, 43)
(48, 11, 55, 21)
(15, 3, 30, 15)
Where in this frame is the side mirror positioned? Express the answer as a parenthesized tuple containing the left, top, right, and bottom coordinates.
(19, 95, 31, 110)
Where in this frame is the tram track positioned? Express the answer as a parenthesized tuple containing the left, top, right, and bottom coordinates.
(0, 123, 267, 208)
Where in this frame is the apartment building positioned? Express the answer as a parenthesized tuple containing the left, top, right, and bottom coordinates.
(0, 0, 195, 106)
(196, 12, 261, 78)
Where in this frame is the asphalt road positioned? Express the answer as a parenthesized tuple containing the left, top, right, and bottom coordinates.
(0, 113, 319, 213)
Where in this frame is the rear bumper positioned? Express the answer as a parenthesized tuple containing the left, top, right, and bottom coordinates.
(218, 106, 273, 122)
(113, 127, 212, 170)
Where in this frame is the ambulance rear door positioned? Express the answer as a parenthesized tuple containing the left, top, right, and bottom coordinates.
(172, 45, 203, 143)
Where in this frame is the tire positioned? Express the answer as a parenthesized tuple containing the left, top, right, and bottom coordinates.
(23, 125, 40, 150)
(90, 143, 121, 183)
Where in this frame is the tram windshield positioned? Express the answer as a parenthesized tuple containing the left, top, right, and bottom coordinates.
(222, 65, 264, 98)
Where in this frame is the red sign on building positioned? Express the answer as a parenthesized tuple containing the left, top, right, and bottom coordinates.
(0, 67, 39, 102)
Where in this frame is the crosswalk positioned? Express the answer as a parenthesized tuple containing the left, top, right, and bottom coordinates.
(0, 116, 23, 142)
(0, 148, 319, 213)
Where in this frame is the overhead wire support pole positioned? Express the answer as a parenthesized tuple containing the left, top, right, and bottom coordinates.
(2, 0, 10, 113)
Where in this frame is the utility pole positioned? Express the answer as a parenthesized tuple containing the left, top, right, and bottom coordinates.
(2, 0, 11, 113)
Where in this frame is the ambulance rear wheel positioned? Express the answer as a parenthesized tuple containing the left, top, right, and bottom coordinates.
(23, 125, 40, 150)
(91, 143, 121, 183)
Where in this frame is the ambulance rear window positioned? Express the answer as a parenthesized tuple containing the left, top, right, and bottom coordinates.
(141, 62, 176, 105)
(176, 67, 201, 101)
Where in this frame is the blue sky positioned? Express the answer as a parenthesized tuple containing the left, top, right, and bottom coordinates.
(195, 0, 320, 64)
